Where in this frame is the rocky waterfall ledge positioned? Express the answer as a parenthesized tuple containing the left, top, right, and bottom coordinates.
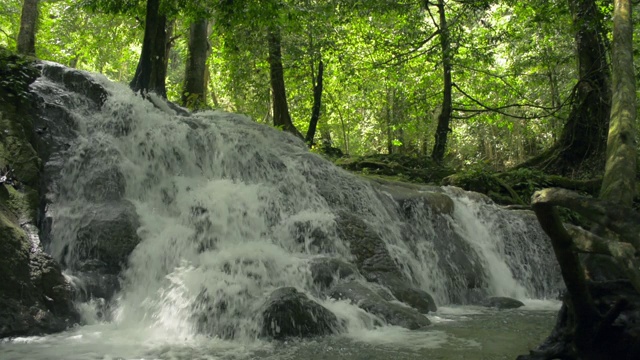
(0, 56, 561, 340)
(0, 50, 78, 337)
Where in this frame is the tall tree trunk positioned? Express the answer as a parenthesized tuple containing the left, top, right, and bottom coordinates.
(17, 0, 39, 56)
(267, 26, 303, 139)
(560, 0, 610, 163)
(600, 0, 636, 205)
(386, 88, 394, 154)
(164, 19, 175, 77)
(130, 0, 167, 97)
(522, 0, 610, 174)
(305, 60, 324, 146)
(182, 19, 210, 110)
(431, 0, 453, 164)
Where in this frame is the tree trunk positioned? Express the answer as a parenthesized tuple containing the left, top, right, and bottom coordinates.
(164, 19, 175, 77)
(17, 0, 39, 56)
(305, 60, 324, 146)
(522, 0, 610, 174)
(431, 0, 453, 164)
(600, 0, 636, 205)
(182, 19, 210, 110)
(267, 26, 303, 139)
(130, 0, 167, 97)
(386, 88, 394, 154)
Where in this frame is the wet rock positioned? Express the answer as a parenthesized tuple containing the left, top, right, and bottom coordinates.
(331, 281, 430, 330)
(582, 254, 628, 282)
(82, 168, 126, 202)
(292, 220, 333, 253)
(336, 212, 437, 313)
(372, 272, 437, 313)
(71, 260, 121, 301)
(39, 63, 108, 108)
(480, 296, 525, 309)
(73, 201, 140, 273)
(260, 287, 338, 339)
(0, 210, 78, 337)
(396, 190, 455, 217)
(335, 212, 399, 275)
(310, 257, 358, 289)
(519, 281, 640, 360)
(30, 252, 77, 315)
(401, 217, 488, 304)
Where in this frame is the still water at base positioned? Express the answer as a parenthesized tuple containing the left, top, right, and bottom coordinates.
(1, 300, 559, 360)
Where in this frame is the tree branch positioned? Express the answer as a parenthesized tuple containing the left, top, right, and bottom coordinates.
(451, 83, 571, 120)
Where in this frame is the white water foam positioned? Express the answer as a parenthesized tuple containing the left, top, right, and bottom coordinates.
(7, 64, 561, 359)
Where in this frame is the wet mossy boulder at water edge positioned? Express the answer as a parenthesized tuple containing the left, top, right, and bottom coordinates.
(0, 48, 78, 337)
(260, 287, 339, 339)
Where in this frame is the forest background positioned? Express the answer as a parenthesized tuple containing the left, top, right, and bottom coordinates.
(2, 0, 639, 195)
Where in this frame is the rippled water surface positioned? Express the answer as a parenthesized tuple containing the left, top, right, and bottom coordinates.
(1, 301, 558, 360)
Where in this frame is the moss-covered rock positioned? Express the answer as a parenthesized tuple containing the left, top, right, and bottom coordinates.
(0, 47, 78, 338)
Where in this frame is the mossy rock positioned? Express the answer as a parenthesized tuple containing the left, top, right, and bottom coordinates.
(0, 47, 41, 187)
(0, 205, 31, 299)
(0, 46, 39, 105)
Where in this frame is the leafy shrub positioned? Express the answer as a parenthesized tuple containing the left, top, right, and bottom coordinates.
(0, 46, 39, 104)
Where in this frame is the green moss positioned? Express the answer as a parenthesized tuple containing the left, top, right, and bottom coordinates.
(3, 184, 39, 222)
(334, 154, 455, 184)
(0, 204, 31, 298)
(0, 114, 41, 186)
(0, 46, 39, 105)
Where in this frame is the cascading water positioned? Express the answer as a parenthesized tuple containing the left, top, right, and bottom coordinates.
(1, 63, 562, 359)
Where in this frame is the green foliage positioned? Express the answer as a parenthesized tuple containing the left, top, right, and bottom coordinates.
(497, 168, 553, 202)
(3, 0, 632, 177)
(0, 47, 38, 104)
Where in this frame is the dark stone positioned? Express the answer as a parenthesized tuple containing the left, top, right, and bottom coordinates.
(72, 201, 140, 273)
(309, 257, 357, 289)
(335, 212, 400, 275)
(336, 211, 437, 313)
(260, 287, 338, 339)
(393, 189, 488, 304)
(331, 281, 430, 330)
(582, 254, 628, 282)
(39, 63, 108, 108)
(372, 272, 437, 313)
(0, 220, 78, 337)
(519, 280, 640, 360)
(0, 56, 78, 338)
(480, 296, 525, 309)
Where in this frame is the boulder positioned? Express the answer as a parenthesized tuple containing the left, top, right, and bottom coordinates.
(39, 63, 108, 108)
(0, 208, 78, 338)
(480, 296, 525, 309)
(373, 272, 437, 313)
(582, 254, 628, 282)
(0, 52, 78, 338)
(518, 281, 640, 360)
(336, 211, 437, 313)
(335, 212, 401, 275)
(310, 257, 358, 289)
(72, 200, 140, 273)
(331, 281, 430, 330)
(260, 287, 338, 339)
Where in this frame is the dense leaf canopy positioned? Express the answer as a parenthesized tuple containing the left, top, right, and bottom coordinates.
(1, 0, 638, 171)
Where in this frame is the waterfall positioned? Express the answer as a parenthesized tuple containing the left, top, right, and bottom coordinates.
(30, 62, 561, 343)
